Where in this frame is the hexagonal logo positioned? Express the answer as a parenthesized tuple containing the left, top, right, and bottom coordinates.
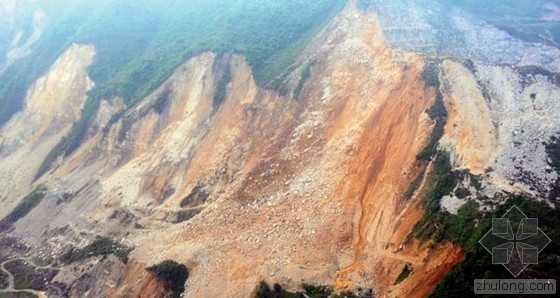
(479, 205, 552, 277)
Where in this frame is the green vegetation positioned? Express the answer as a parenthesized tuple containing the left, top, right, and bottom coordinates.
(293, 61, 315, 99)
(403, 169, 425, 200)
(180, 185, 209, 208)
(545, 136, 560, 172)
(545, 135, 560, 202)
(152, 89, 171, 114)
(417, 61, 447, 161)
(411, 133, 560, 296)
(410, 153, 482, 245)
(33, 91, 103, 179)
(256, 281, 334, 298)
(454, 187, 471, 199)
(4, 259, 58, 291)
(255, 281, 369, 298)
(146, 260, 189, 298)
(11, 0, 346, 179)
(213, 63, 232, 109)
(301, 284, 335, 298)
(430, 196, 560, 297)
(394, 263, 413, 285)
(256, 281, 300, 298)
(0, 186, 47, 232)
(61, 236, 131, 264)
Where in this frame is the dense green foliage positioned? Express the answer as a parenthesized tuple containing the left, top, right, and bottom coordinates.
(430, 197, 560, 297)
(146, 260, 189, 298)
(0, 186, 47, 232)
(61, 236, 131, 264)
(394, 263, 413, 285)
(2, 0, 346, 178)
(255, 281, 333, 298)
(255, 281, 302, 298)
(417, 61, 447, 161)
(414, 127, 560, 295)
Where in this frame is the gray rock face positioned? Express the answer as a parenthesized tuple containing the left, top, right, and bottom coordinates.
(371, 0, 560, 72)
(475, 63, 560, 197)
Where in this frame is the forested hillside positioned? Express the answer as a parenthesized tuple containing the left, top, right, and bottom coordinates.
(0, 0, 345, 177)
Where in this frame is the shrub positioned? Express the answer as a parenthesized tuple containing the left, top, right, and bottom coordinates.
(255, 281, 337, 298)
(394, 263, 413, 285)
(146, 260, 189, 298)
(61, 236, 131, 264)
(0, 185, 47, 232)
(302, 283, 334, 298)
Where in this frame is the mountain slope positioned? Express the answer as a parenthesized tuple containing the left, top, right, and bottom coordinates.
(1, 1, 560, 297)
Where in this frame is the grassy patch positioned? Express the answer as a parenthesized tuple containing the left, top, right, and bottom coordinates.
(60, 236, 131, 264)
(0, 186, 47, 232)
(394, 263, 413, 285)
(146, 260, 189, 298)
